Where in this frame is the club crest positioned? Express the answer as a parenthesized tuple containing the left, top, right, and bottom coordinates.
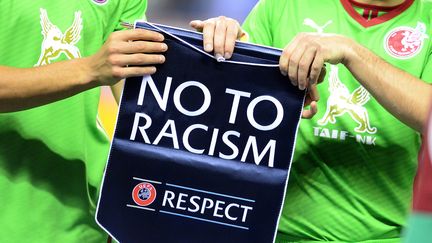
(384, 22, 428, 59)
(36, 9, 82, 66)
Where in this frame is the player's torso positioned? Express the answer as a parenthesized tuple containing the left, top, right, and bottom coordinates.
(268, 0, 431, 177)
(0, 0, 129, 67)
(0, 0, 125, 161)
(275, 0, 432, 169)
(0, 1, 143, 242)
(262, 0, 432, 241)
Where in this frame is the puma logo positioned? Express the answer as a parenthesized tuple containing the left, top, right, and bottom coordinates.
(303, 18, 333, 34)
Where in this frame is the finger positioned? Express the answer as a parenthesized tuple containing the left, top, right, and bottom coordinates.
(190, 20, 204, 32)
(317, 65, 327, 84)
(110, 53, 165, 66)
(308, 52, 324, 85)
(307, 84, 320, 102)
(114, 29, 165, 42)
(214, 17, 228, 58)
(288, 47, 305, 88)
(303, 93, 312, 107)
(279, 48, 289, 77)
(280, 36, 302, 82)
(111, 41, 168, 54)
(203, 20, 216, 52)
(224, 20, 239, 59)
(113, 66, 158, 79)
(298, 47, 317, 90)
(302, 101, 318, 119)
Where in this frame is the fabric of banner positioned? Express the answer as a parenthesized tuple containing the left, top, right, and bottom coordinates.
(96, 22, 305, 243)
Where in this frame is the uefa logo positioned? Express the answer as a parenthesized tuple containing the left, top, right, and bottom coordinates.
(132, 182, 157, 207)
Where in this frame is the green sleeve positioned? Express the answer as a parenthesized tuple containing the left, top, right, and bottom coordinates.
(115, 0, 148, 31)
(102, 0, 147, 42)
(242, 0, 274, 46)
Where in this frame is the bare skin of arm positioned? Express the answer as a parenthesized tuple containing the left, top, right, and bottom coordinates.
(192, 15, 432, 132)
(344, 39, 432, 132)
(278, 33, 432, 132)
(190, 18, 322, 119)
(0, 29, 167, 112)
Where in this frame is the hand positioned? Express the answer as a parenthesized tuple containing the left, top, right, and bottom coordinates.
(190, 17, 243, 60)
(302, 67, 326, 119)
(86, 29, 168, 86)
(279, 33, 353, 90)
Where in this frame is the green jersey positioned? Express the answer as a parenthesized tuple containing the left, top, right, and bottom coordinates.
(243, 0, 432, 242)
(0, 1, 146, 242)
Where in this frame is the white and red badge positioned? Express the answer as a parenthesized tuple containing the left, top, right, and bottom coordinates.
(384, 22, 428, 59)
(132, 182, 157, 207)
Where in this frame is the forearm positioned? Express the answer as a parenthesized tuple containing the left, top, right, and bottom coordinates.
(0, 29, 167, 113)
(0, 58, 97, 112)
(344, 42, 432, 132)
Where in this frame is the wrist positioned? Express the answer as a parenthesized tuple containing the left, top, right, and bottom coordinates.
(77, 57, 100, 89)
(342, 38, 362, 69)
(341, 38, 361, 69)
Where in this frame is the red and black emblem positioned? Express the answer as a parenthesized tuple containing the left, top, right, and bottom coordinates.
(132, 182, 157, 207)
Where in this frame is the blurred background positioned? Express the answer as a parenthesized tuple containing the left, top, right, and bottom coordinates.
(99, 0, 259, 138)
(147, 0, 257, 28)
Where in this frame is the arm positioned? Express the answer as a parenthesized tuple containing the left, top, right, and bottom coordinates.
(345, 40, 432, 132)
(0, 60, 94, 112)
(278, 33, 432, 132)
(191, 16, 322, 119)
(0, 29, 167, 113)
